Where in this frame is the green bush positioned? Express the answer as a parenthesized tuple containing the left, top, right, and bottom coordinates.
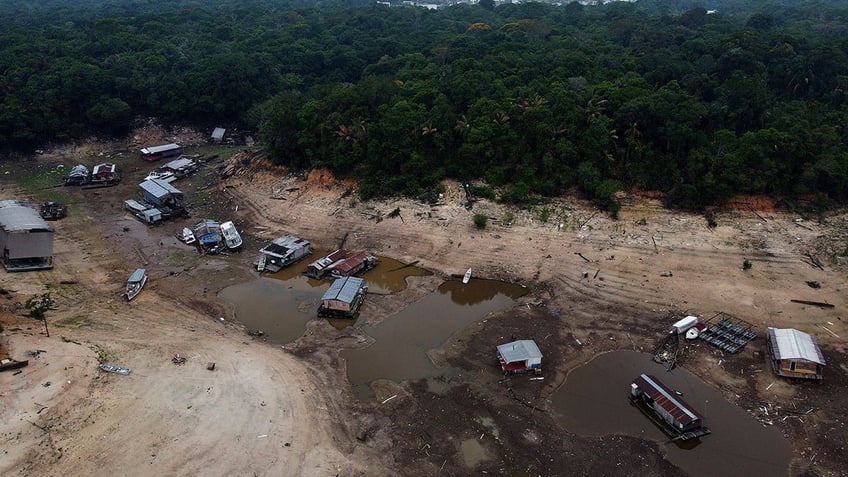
(473, 213, 488, 229)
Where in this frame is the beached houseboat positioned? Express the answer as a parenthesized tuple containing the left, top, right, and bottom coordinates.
(258, 234, 311, 272)
(140, 143, 182, 161)
(306, 249, 347, 279)
(496, 340, 542, 375)
(160, 157, 200, 179)
(630, 374, 710, 441)
(90, 163, 120, 185)
(318, 276, 367, 318)
(767, 327, 825, 380)
(0, 200, 54, 271)
(328, 250, 378, 278)
(64, 164, 90, 185)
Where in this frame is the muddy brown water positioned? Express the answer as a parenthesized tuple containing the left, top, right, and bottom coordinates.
(219, 255, 433, 343)
(342, 279, 528, 400)
(552, 350, 792, 477)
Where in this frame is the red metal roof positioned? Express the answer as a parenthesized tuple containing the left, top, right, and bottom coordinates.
(332, 251, 371, 275)
(633, 374, 701, 427)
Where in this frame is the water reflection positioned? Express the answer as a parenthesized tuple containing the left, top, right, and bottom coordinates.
(552, 351, 792, 477)
(342, 279, 527, 399)
(361, 256, 432, 294)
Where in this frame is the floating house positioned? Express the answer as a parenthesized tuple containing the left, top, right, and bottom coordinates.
(140, 143, 182, 161)
(259, 234, 311, 272)
(318, 276, 367, 318)
(0, 200, 54, 271)
(328, 250, 378, 278)
(90, 163, 120, 185)
(306, 249, 348, 279)
(64, 164, 90, 185)
(630, 374, 710, 441)
(160, 157, 200, 179)
(139, 179, 186, 213)
(496, 340, 542, 375)
(193, 219, 222, 249)
(767, 327, 825, 380)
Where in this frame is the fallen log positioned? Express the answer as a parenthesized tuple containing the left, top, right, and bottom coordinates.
(790, 299, 835, 309)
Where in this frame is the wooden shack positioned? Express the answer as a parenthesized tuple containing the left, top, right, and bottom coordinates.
(259, 234, 311, 273)
(318, 276, 367, 318)
(767, 327, 825, 380)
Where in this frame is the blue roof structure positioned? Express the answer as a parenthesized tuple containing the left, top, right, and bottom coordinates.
(321, 277, 365, 304)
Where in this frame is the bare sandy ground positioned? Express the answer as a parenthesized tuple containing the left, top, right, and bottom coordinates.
(2, 133, 847, 476)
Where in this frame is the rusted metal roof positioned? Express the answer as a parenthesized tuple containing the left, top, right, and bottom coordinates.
(331, 250, 372, 275)
(633, 374, 701, 427)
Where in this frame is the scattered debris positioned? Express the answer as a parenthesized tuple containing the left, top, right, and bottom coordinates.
(660, 271, 673, 277)
(0, 358, 29, 372)
(805, 281, 821, 289)
(172, 354, 187, 365)
(790, 299, 834, 309)
(206, 362, 216, 371)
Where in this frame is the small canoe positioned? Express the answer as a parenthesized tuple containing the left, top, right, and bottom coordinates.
(462, 268, 472, 284)
(126, 268, 147, 301)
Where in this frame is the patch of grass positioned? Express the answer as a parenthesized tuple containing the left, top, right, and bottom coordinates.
(473, 213, 488, 229)
(743, 258, 752, 270)
(55, 314, 92, 328)
(92, 345, 115, 364)
(538, 206, 551, 223)
(18, 165, 68, 193)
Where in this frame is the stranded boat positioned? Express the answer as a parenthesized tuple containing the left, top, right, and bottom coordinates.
(126, 268, 148, 301)
(629, 373, 711, 441)
(178, 227, 196, 245)
(220, 221, 243, 250)
(462, 268, 472, 284)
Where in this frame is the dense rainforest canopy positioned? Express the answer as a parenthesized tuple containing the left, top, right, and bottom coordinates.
(3, 0, 848, 207)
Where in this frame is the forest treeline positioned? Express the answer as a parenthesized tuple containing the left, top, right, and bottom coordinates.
(3, 0, 848, 207)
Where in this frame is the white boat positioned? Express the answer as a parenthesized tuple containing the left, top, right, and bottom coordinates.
(144, 169, 177, 183)
(126, 268, 147, 301)
(462, 268, 472, 284)
(178, 227, 196, 244)
(220, 221, 243, 250)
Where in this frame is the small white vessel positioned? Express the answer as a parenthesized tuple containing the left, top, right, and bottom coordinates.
(462, 268, 472, 284)
(220, 221, 243, 250)
(177, 227, 196, 244)
(126, 268, 148, 301)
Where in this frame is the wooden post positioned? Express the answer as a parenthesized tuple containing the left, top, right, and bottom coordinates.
(43, 317, 50, 338)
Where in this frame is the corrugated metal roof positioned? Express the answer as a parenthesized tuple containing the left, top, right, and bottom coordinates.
(163, 157, 194, 170)
(321, 277, 365, 304)
(0, 200, 52, 232)
(139, 178, 183, 198)
(140, 144, 181, 154)
(768, 327, 825, 365)
(496, 340, 542, 364)
(332, 251, 372, 274)
(634, 374, 700, 427)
